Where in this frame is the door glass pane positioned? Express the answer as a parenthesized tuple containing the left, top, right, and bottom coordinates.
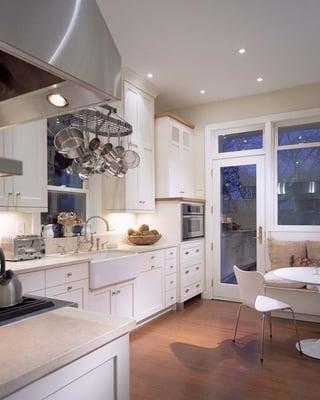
(218, 130, 263, 153)
(278, 122, 320, 146)
(278, 147, 320, 225)
(220, 165, 257, 284)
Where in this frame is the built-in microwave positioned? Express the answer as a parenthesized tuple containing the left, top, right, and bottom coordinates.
(181, 203, 205, 241)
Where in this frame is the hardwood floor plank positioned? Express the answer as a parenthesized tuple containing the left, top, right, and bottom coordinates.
(130, 299, 320, 400)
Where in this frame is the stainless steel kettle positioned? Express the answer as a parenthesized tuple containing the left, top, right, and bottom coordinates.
(0, 248, 22, 307)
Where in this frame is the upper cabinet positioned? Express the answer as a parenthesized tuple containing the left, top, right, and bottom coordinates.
(0, 120, 47, 210)
(155, 116, 194, 198)
(102, 75, 157, 212)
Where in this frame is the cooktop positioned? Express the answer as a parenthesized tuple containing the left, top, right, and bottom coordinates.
(0, 296, 76, 326)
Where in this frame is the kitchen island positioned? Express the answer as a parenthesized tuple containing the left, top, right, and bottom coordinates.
(0, 307, 135, 399)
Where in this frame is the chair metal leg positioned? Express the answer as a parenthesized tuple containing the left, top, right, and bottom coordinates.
(233, 304, 243, 343)
(260, 313, 266, 362)
(289, 307, 302, 354)
(269, 312, 273, 338)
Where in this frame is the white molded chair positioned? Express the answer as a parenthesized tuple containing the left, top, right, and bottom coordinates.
(233, 265, 302, 362)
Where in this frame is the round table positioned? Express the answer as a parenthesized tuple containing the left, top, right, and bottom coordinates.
(274, 267, 320, 359)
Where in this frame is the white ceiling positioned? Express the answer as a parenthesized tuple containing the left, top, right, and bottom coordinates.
(97, 0, 320, 112)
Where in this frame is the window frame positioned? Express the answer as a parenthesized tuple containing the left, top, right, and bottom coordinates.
(274, 117, 320, 232)
(213, 123, 266, 160)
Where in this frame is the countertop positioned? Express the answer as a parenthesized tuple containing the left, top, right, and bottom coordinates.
(0, 307, 135, 399)
(8, 241, 178, 274)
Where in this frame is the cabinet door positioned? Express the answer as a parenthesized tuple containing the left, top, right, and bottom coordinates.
(0, 127, 14, 206)
(114, 281, 134, 318)
(124, 81, 140, 146)
(12, 120, 47, 209)
(88, 287, 113, 315)
(180, 129, 194, 197)
(46, 280, 88, 309)
(134, 267, 163, 321)
(168, 125, 181, 196)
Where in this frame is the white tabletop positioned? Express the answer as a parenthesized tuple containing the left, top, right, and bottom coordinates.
(274, 267, 320, 286)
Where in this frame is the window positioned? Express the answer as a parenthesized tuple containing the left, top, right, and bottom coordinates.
(277, 122, 320, 225)
(41, 118, 88, 230)
(218, 130, 263, 153)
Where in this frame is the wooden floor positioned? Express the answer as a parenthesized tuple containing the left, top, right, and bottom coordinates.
(130, 299, 320, 400)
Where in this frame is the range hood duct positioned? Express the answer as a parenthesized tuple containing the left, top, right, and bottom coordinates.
(0, 0, 121, 129)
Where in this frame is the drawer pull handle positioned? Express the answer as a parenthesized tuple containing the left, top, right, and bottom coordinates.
(185, 270, 189, 274)
(67, 272, 72, 277)
(185, 289, 190, 293)
(185, 251, 189, 255)
(67, 286, 72, 291)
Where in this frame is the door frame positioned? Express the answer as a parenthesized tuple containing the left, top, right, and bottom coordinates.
(212, 155, 266, 299)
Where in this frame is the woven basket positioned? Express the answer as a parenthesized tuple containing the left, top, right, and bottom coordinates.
(127, 234, 162, 245)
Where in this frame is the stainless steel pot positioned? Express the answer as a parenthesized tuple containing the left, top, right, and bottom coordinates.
(54, 127, 85, 159)
(0, 248, 22, 308)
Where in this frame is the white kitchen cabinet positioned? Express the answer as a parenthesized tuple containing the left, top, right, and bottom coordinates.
(5, 334, 130, 400)
(178, 239, 204, 304)
(46, 279, 89, 310)
(103, 80, 156, 212)
(0, 119, 47, 210)
(134, 266, 163, 322)
(88, 281, 134, 319)
(155, 116, 194, 198)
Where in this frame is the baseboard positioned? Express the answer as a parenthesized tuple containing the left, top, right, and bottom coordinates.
(135, 305, 176, 328)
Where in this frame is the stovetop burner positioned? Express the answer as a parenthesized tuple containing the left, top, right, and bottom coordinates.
(0, 296, 76, 326)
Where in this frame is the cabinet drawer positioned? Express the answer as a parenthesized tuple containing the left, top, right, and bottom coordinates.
(180, 242, 202, 263)
(181, 281, 202, 301)
(46, 262, 88, 288)
(181, 263, 203, 287)
(165, 288, 176, 307)
(165, 273, 177, 291)
(144, 250, 164, 271)
(165, 247, 176, 260)
(165, 258, 177, 275)
(18, 270, 45, 294)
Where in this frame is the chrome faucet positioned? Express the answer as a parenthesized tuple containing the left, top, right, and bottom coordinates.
(82, 216, 109, 251)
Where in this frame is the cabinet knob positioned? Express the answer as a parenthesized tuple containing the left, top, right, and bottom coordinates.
(196, 266, 200, 270)
(16, 192, 21, 196)
(196, 284, 200, 288)
(179, 191, 184, 194)
(170, 297, 174, 301)
(67, 286, 72, 291)
(170, 265, 174, 269)
(67, 272, 72, 277)
(185, 270, 189, 274)
(196, 249, 199, 253)
(170, 252, 173, 255)
(170, 281, 174, 285)
(151, 265, 155, 269)
(185, 289, 190, 293)
(117, 289, 121, 294)
(151, 256, 155, 260)
(185, 251, 189, 255)
(111, 291, 116, 296)
(8, 192, 13, 196)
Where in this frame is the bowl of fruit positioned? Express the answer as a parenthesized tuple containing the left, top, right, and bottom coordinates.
(127, 224, 161, 245)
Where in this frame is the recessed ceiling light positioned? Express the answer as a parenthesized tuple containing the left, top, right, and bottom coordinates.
(47, 93, 69, 107)
(257, 77, 264, 82)
(238, 48, 246, 55)
(200, 89, 206, 94)
(147, 73, 153, 78)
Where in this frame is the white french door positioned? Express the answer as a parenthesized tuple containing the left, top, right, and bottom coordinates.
(212, 155, 266, 299)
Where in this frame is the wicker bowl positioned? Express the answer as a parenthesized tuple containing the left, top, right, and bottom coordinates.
(127, 234, 162, 246)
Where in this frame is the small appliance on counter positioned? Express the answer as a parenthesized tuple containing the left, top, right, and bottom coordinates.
(1, 235, 45, 261)
(181, 203, 205, 241)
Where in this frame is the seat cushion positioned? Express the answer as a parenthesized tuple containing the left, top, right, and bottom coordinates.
(306, 241, 320, 262)
(264, 271, 306, 289)
(268, 239, 306, 270)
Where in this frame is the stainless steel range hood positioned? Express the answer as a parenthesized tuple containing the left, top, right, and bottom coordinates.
(0, 0, 121, 129)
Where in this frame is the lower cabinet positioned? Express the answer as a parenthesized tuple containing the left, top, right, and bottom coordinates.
(5, 334, 130, 400)
(46, 279, 89, 310)
(134, 266, 163, 322)
(88, 281, 134, 319)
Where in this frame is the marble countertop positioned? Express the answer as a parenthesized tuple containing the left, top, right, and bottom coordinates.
(0, 307, 136, 399)
(9, 241, 178, 274)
